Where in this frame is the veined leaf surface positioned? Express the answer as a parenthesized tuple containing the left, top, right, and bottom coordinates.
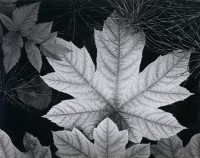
(12, 2, 40, 36)
(185, 134, 200, 158)
(0, 130, 51, 158)
(151, 134, 200, 158)
(2, 32, 23, 73)
(151, 135, 185, 158)
(0, 129, 23, 158)
(43, 13, 192, 143)
(0, 13, 17, 32)
(53, 118, 150, 158)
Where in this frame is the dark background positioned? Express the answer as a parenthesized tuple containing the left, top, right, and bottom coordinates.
(1, 0, 200, 156)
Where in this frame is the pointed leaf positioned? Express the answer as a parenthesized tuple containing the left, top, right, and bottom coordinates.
(43, 32, 57, 44)
(125, 144, 150, 158)
(40, 37, 72, 61)
(52, 118, 150, 158)
(95, 16, 145, 102)
(25, 41, 42, 72)
(119, 106, 186, 143)
(53, 128, 95, 158)
(44, 99, 108, 138)
(151, 135, 185, 158)
(23, 133, 51, 158)
(0, 13, 17, 31)
(122, 51, 192, 109)
(94, 118, 128, 158)
(185, 134, 200, 158)
(27, 22, 53, 44)
(12, 2, 40, 36)
(41, 41, 110, 102)
(0, 129, 24, 158)
(3, 32, 23, 73)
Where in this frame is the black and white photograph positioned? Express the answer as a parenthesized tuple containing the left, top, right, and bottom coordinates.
(1, 0, 200, 157)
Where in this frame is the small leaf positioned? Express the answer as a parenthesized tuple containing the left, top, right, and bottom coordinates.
(23, 133, 51, 158)
(17, 77, 52, 110)
(53, 128, 95, 158)
(27, 22, 53, 44)
(25, 40, 42, 72)
(151, 135, 185, 158)
(3, 32, 23, 73)
(0, 129, 24, 158)
(52, 118, 150, 158)
(0, 13, 17, 31)
(12, 2, 40, 36)
(40, 38, 72, 60)
(185, 134, 200, 158)
(125, 144, 150, 158)
(94, 118, 128, 158)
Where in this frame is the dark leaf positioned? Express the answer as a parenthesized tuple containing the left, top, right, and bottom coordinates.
(0, 13, 17, 31)
(25, 40, 42, 72)
(12, 2, 40, 36)
(27, 22, 53, 44)
(2, 32, 23, 73)
(17, 76, 52, 110)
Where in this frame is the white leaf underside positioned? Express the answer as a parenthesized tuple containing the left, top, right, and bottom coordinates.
(53, 118, 150, 158)
(43, 14, 192, 143)
(94, 118, 128, 158)
(53, 129, 95, 158)
(0, 130, 23, 158)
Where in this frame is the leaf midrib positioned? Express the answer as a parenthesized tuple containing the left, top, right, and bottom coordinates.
(63, 54, 115, 109)
(118, 53, 188, 110)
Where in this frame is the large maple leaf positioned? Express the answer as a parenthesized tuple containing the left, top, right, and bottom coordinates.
(42, 13, 192, 143)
